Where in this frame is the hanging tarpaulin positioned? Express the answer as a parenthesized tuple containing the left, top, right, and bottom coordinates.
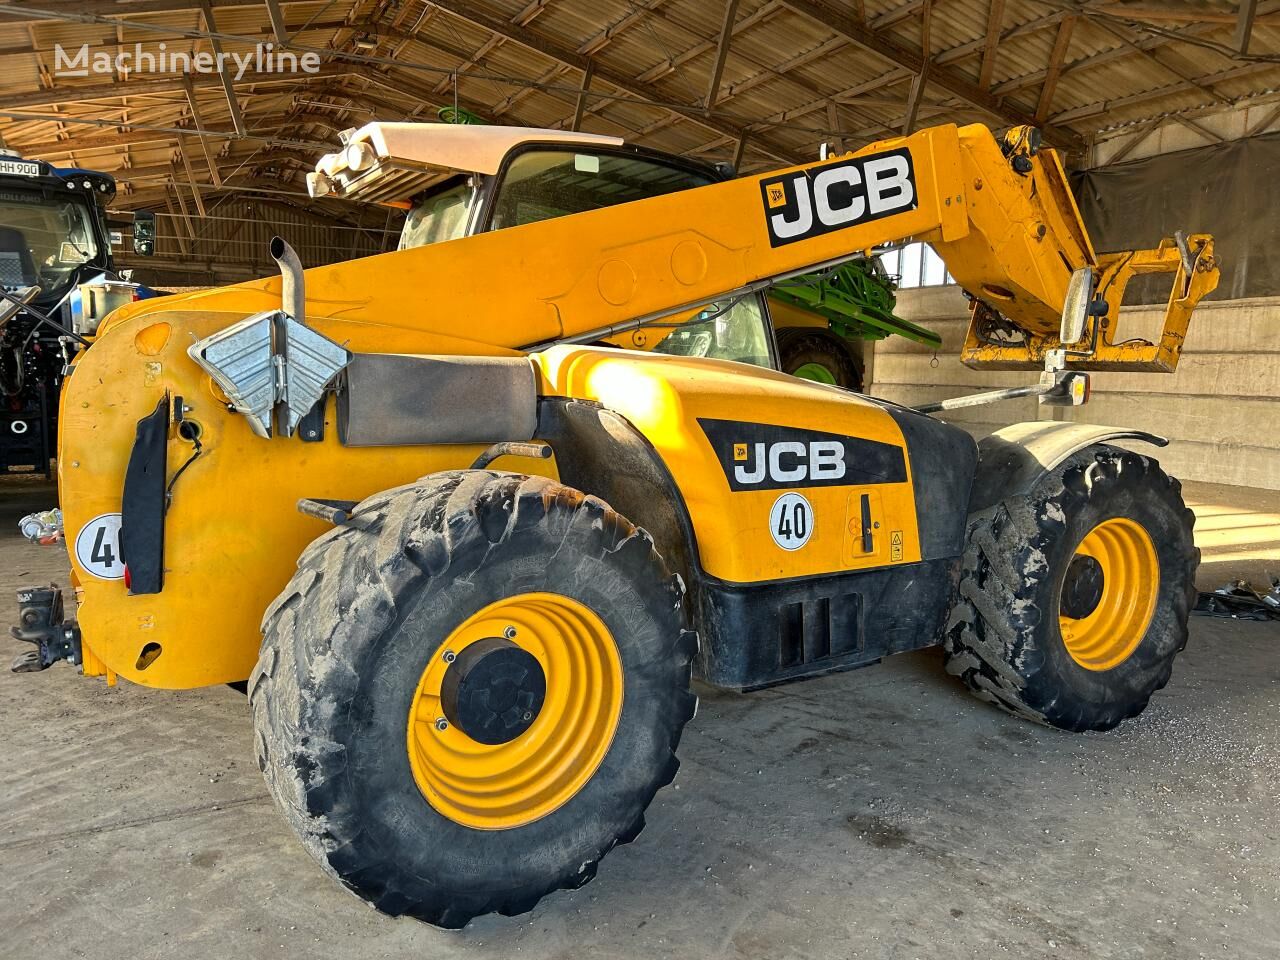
(1072, 131, 1280, 302)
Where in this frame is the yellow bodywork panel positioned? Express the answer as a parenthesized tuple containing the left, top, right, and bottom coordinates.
(534, 346, 919, 584)
(61, 322, 915, 686)
(60, 308, 558, 689)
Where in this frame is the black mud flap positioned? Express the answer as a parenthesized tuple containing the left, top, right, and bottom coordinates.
(120, 395, 169, 595)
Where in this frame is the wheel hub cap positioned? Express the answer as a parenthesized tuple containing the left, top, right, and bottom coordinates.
(441, 637, 546, 745)
(1060, 555, 1105, 619)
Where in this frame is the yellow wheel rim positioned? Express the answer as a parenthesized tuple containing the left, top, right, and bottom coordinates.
(406, 592, 624, 830)
(1058, 517, 1159, 671)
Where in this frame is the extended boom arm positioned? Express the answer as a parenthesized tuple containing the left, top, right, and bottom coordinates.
(515, 122, 1216, 372)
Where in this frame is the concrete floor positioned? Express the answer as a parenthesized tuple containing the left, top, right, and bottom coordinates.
(1, 475, 1277, 960)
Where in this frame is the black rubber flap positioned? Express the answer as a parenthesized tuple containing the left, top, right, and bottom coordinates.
(120, 394, 169, 595)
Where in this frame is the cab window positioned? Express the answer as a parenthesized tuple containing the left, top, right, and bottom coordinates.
(650, 295, 774, 369)
(489, 150, 714, 230)
(399, 179, 474, 249)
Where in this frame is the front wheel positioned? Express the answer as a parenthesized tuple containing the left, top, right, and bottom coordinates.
(943, 445, 1198, 732)
(249, 471, 697, 927)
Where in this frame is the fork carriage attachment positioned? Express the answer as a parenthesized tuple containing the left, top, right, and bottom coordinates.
(961, 234, 1219, 372)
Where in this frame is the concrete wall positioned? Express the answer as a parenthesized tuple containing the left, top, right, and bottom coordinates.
(869, 286, 1280, 491)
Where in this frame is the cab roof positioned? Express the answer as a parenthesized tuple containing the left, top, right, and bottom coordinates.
(307, 122, 624, 204)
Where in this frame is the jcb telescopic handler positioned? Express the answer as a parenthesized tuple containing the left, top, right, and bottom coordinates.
(12, 120, 1218, 927)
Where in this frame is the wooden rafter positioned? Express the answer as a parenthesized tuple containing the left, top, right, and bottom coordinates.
(177, 138, 208, 217)
(1237, 0, 1259, 53)
(596, 5, 893, 144)
(2, 0, 1277, 216)
(825, 101, 842, 153)
(903, 0, 932, 134)
(1172, 114, 1222, 143)
(705, 0, 742, 110)
(1094, 22, 1230, 106)
(571, 59, 595, 131)
(1102, 118, 1163, 164)
(579, 0, 673, 57)
(431, 34, 503, 95)
(264, 0, 289, 45)
(1091, 2, 1277, 25)
(1035, 15, 1075, 123)
(197, 0, 247, 136)
(182, 77, 223, 187)
(0, 16, 392, 62)
(634, 3, 779, 84)
(978, 0, 1005, 90)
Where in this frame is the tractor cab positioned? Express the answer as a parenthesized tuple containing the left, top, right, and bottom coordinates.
(307, 122, 937, 386)
(0, 152, 159, 474)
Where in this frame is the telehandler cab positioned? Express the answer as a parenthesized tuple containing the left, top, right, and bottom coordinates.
(12, 119, 1218, 927)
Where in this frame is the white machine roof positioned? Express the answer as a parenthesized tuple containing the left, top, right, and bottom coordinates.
(307, 122, 625, 204)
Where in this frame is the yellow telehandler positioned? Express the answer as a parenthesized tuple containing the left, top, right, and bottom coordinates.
(12, 119, 1218, 927)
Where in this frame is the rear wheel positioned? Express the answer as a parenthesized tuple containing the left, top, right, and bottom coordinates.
(250, 471, 696, 927)
(943, 445, 1198, 731)
(777, 329, 863, 390)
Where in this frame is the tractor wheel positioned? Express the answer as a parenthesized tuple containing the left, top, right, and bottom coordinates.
(777, 329, 863, 390)
(249, 470, 697, 928)
(943, 445, 1198, 732)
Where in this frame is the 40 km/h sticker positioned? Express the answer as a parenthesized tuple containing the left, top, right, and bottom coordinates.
(769, 493, 813, 551)
(74, 513, 124, 580)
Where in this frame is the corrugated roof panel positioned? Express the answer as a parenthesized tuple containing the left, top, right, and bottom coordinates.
(0, 0, 1275, 226)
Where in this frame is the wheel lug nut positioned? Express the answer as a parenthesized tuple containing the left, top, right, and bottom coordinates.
(503, 626, 517, 639)
(442, 650, 456, 663)
(435, 718, 448, 731)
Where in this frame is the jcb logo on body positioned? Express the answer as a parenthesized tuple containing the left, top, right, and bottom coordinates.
(733, 440, 846, 486)
(760, 147, 918, 247)
(700, 419, 908, 492)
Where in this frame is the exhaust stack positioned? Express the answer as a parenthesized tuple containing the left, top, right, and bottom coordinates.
(269, 236, 305, 323)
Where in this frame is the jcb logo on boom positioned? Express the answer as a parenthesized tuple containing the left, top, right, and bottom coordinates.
(760, 147, 918, 247)
(700, 419, 908, 492)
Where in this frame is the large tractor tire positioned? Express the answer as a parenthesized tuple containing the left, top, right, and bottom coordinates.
(249, 470, 697, 927)
(777, 328, 864, 390)
(943, 445, 1198, 732)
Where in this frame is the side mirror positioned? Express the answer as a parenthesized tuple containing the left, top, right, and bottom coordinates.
(1060, 266, 1093, 345)
(132, 210, 156, 257)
